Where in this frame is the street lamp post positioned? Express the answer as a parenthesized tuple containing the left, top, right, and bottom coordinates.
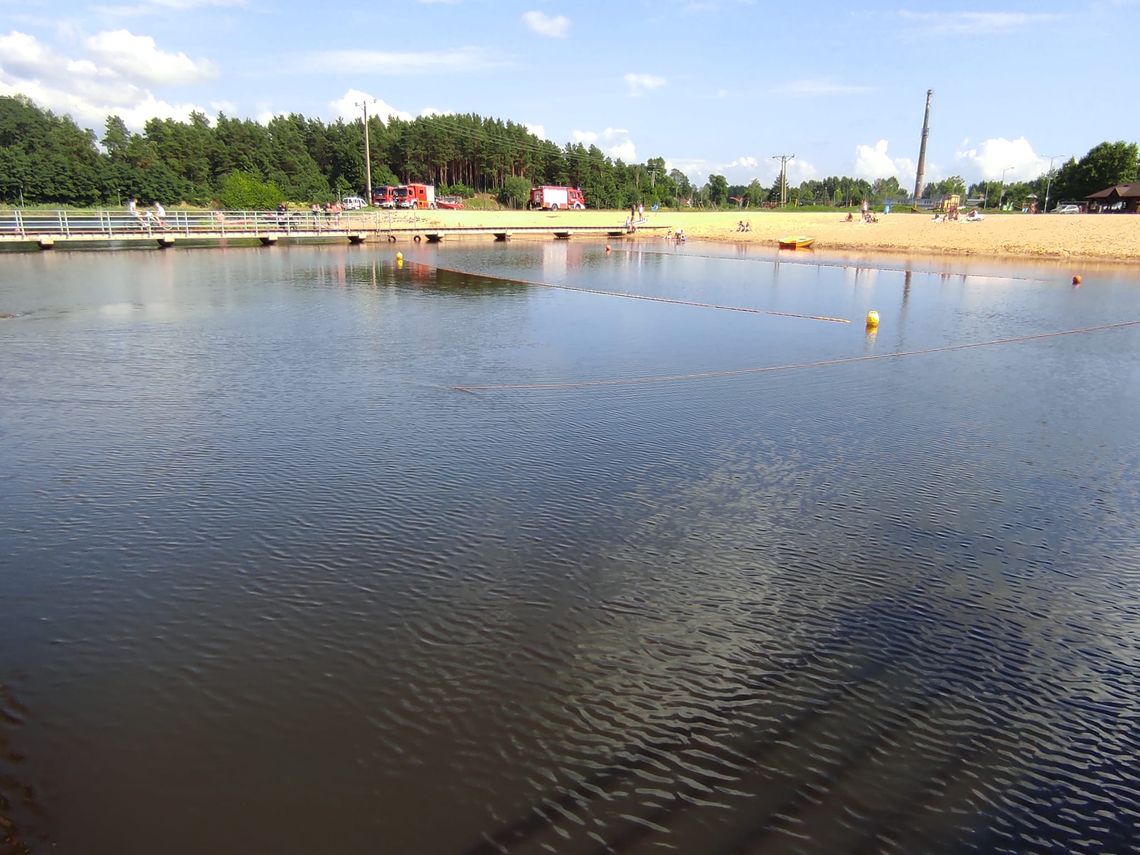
(999, 166, 1013, 209)
(356, 98, 375, 205)
(1042, 154, 1069, 214)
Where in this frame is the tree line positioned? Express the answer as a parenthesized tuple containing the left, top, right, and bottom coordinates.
(1, 94, 1135, 211)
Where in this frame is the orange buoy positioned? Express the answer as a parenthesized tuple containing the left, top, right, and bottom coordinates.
(1072, 274, 1082, 285)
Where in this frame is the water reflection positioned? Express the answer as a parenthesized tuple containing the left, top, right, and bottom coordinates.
(1, 243, 1138, 853)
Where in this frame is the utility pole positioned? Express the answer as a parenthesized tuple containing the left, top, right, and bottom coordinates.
(914, 89, 933, 202)
(1042, 154, 1069, 213)
(771, 154, 795, 206)
(356, 98, 375, 205)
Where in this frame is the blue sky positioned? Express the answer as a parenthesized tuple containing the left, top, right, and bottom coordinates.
(2, 0, 1137, 188)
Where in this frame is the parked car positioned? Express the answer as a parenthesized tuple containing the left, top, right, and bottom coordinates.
(341, 195, 366, 210)
(1055, 204, 1081, 214)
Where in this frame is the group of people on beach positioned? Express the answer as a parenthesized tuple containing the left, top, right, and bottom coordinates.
(625, 201, 646, 231)
(126, 197, 167, 229)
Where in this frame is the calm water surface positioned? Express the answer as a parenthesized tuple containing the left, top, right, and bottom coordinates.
(2, 241, 1139, 853)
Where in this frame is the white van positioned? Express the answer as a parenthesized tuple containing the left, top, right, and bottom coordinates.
(341, 195, 366, 210)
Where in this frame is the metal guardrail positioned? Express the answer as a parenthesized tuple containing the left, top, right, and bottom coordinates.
(0, 208, 420, 241)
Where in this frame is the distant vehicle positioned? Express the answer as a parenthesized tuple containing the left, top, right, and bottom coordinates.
(529, 186, 586, 210)
(435, 195, 464, 209)
(1055, 204, 1081, 214)
(393, 183, 436, 209)
(372, 186, 397, 208)
(341, 195, 366, 210)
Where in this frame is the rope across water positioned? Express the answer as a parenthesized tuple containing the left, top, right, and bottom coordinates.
(427, 263, 850, 324)
(452, 320, 1140, 393)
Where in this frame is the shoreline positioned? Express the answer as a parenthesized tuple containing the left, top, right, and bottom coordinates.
(421, 209, 1140, 268)
(1, 207, 1135, 269)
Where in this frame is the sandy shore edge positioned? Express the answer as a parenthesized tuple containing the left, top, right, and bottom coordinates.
(406, 209, 1140, 266)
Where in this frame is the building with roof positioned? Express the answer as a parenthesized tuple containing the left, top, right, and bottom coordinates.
(1085, 183, 1140, 213)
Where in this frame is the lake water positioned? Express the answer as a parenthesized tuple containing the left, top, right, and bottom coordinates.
(2, 240, 1139, 853)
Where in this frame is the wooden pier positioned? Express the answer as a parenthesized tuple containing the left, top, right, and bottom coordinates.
(0, 209, 670, 251)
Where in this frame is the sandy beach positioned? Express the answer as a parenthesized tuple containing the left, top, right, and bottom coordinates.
(411, 208, 1140, 266)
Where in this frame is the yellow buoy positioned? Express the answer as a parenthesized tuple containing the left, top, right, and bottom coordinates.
(396, 252, 403, 262)
(865, 310, 880, 328)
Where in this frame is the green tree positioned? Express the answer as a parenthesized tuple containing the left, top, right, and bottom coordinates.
(743, 179, 765, 207)
(1053, 141, 1139, 204)
(498, 175, 531, 209)
(218, 170, 283, 209)
(102, 116, 131, 159)
(707, 174, 728, 206)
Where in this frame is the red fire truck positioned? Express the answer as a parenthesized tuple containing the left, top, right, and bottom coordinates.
(394, 183, 436, 209)
(372, 186, 397, 208)
(528, 186, 586, 210)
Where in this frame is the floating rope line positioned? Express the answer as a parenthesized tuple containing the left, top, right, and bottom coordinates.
(426, 263, 849, 324)
(452, 319, 1140, 393)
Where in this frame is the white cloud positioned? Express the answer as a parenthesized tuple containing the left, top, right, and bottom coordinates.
(624, 72, 666, 97)
(66, 59, 101, 76)
(0, 31, 53, 75)
(666, 158, 709, 181)
(92, 0, 245, 14)
(955, 137, 1048, 182)
(329, 90, 414, 123)
(785, 158, 818, 183)
(86, 29, 218, 84)
(898, 10, 1065, 35)
(306, 47, 510, 74)
(0, 75, 207, 128)
(854, 139, 916, 181)
(572, 128, 636, 162)
(775, 77, 873, 96)
(522, 10, 570, 37)
(671, 154, 817, 187)
(526, 123, 547, 140)
(0, 29, 213, 129)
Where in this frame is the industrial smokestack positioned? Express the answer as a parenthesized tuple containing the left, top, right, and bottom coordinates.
(913, 89, 933, 202)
